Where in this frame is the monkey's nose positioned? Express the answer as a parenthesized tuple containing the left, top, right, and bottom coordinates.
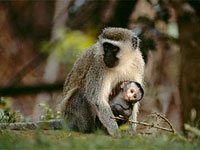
(127, 90, 137, 99)
(133, 93, 137, 99)
(127, 94, 136, 100)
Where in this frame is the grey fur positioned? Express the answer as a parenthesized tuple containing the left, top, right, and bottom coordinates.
(109, 81, 144, 118)
(58, 27, 145, 136)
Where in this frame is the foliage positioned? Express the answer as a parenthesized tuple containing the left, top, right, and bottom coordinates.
(39, 103, 61, 121)
(42, 28, 95, 65)
(185, 124, 200, 139)
(0, 97, 22, 123)
(0, 109, 17, 123)
(0, 130, 200, 150)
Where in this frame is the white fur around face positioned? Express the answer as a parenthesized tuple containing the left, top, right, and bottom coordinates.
(100, 40, 145, 102)
(110, 41, 144, 85)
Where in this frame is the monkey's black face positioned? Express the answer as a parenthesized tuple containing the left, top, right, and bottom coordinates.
(103, 42, 119, 68)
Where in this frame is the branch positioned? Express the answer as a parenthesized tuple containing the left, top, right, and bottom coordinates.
(6, 54, 46, 86)
(0, 81, 64, 96)
(151, 112, 175, 133)
(111, 116, 175, 133)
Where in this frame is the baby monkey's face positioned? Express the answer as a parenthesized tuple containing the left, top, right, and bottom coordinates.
(110, 81, 144, 120)
(121, 81, 143, 103)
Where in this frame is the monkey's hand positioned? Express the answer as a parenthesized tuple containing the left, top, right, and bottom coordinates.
(94, 101, 121, 137)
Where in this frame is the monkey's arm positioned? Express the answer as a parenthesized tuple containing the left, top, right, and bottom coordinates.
(128, 102, 140, 135)
(85, 68, 120, 137)
(94, 100, 120, 137)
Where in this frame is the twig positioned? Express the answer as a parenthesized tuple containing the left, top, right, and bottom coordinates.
(111, 116, 175, 133)
(139, 132, 153, 135)
(151, 112, 175, 133)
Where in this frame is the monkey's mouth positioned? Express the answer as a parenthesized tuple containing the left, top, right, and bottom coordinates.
(125, 98, 141, 103)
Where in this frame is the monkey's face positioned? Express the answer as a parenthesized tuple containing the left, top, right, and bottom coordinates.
(99, 27, 141, 69)
(110, 81, 144, 119)
(121, 81, 144, 103)
(103, 42, 120, 68)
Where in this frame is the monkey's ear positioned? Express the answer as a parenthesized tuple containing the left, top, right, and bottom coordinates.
(134, 81, 144, 99)
(132, 36, 140, 49)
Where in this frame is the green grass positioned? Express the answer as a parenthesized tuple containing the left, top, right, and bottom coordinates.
(0, 130, 200, 150)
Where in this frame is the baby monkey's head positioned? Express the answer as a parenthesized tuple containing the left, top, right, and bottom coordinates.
(120, 81, 144, 103)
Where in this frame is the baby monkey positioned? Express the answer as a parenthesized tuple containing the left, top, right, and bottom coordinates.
(109, 81, 144, 123)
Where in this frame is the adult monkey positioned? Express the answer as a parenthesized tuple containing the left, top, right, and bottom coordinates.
(58, 27, 145, 137)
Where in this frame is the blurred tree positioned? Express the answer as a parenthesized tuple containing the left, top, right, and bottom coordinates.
(128, 0, 183, 132)
(0, 0, 199, 132)
(170, 0, 200, 128)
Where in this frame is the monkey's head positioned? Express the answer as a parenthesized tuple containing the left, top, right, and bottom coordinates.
(120, 81, 144, 103)
(109, 81, 144, 120)
(98, 27, 141, 68)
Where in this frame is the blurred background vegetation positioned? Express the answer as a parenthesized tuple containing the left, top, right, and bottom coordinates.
(0, 0, 200, 139)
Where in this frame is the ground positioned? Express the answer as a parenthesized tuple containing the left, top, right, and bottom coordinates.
(0, 130, 200, 150)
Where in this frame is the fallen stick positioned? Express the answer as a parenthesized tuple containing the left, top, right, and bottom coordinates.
(151, 112, 175, 133)
(111, 116, 175, 133)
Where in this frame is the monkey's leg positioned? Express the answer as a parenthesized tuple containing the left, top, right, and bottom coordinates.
(128, 102, 140, 135)
(64, 91, 96, 133)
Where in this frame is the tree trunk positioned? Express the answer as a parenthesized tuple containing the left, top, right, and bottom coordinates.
(33, 0, 74, 121)
(177, 4, 200, 127)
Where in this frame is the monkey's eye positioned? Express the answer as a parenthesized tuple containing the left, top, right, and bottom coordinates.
(103, 42, 119, 53)
(112, 48, 119, 52)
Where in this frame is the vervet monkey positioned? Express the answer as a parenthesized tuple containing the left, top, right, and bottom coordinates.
(109, 81, 144, 125)
(58, 27, 145, 136)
